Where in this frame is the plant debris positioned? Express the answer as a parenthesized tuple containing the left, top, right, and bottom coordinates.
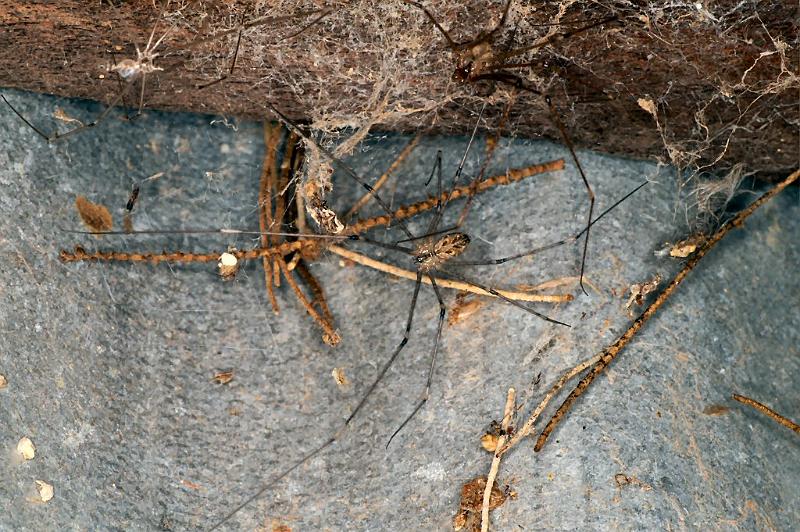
(212, 371, 234, 385)
(453, 477, 507, 532)
(331, 367, 349, 388)
(75, 196, 113, 232)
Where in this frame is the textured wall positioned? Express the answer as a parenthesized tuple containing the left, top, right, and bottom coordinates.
(1, 0, 798, 178)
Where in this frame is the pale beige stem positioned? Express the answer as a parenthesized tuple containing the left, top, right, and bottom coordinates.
(327, 245, 573, 304)
(498, 354, 602, 457)
(481, 387, 516, 532)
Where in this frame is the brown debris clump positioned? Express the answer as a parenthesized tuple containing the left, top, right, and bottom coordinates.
(453, 476, 508, 531)
(75, 196, 113, 232)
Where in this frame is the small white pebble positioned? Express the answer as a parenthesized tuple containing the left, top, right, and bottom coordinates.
(219, 253, 237, 267)
(35, 480, 54, 502)
(17, 437, 36, 460)
(217, 252, 239, 280)
(0, 374, 7, 388)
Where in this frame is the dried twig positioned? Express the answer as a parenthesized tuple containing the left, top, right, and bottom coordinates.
(732, 393, 800, 434)
(534, 168, 800, 452)
(259, 122, 283, 312)
(276, 257, 340, 346)
(327, 244, 573, 304)
(498, 354, 602, 457)
(481, 387, 516, 532)
(345, 159, 565, 234)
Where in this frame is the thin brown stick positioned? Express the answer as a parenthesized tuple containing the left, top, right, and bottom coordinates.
(260, 122, 283, 313)
(345, 134, 421, 220)
(59, 240, 312, 264)
(294, 260, 336, 332)
(276, 257, 340, 346)
(534, 168, 800, 452)
(61, 160, 565, 266)
(481, 387, 516, 532)
(327, 244, 573, 303)
(273, 131, 299, 287)
(498, 354, 602, 457)
(345, 159, 565, 235)
(732, 393, 800, 434)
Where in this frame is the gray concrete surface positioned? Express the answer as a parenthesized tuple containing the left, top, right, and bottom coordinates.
(0, 89, 798, 531)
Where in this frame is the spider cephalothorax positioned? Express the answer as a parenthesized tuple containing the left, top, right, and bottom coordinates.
(452, 41, 493, 83)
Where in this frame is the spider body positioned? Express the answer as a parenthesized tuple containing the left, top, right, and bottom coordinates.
(452, 40, 494, 83)
(110, 46, 164, 82)
(414, 232, 470, 272)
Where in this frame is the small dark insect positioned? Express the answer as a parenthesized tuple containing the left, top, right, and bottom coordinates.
(126, 184, 140, 212)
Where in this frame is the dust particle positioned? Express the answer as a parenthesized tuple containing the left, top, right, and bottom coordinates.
(34, 480, 54, 502)
(331, 367, 349, 388)
(16, 437, 36, 460)
(703, 404, 730, 416)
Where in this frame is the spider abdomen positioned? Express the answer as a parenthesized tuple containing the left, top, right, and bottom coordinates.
(415, 232, 470, 272)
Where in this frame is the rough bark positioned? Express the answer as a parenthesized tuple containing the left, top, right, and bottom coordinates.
(1, 0, 797, 178)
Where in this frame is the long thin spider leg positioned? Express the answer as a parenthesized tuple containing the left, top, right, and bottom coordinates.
(401, 0, 459, 49)
(488, 0, 514, 38)
(143, 0, 166, 52)
(137, 71, 148, 117)
(444, 270, 570, 327)
(207, 436, 337, 531)
(263, 101, 417, 241)
(109, 51, 132, 119)
(427, 103, 486, 233)
(490, 15, 619, 65)
(346, 135, 421, 221)
(449, 181, 647, 266)
(347, 271, 423, 424)
(423, 150, 444, 235)
(209, 270, 425, 529)
(545, 96, 593, 295)
(354, 235, 414, 255)
(2, 92, 126, 143)
(387, 273, 448, 447)
(197, 27, 243, 90)
(454, 95, 515, 229)
(424, 149, 442, 187)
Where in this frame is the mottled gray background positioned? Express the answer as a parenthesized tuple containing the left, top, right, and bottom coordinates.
(0, 89, 798, 531)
